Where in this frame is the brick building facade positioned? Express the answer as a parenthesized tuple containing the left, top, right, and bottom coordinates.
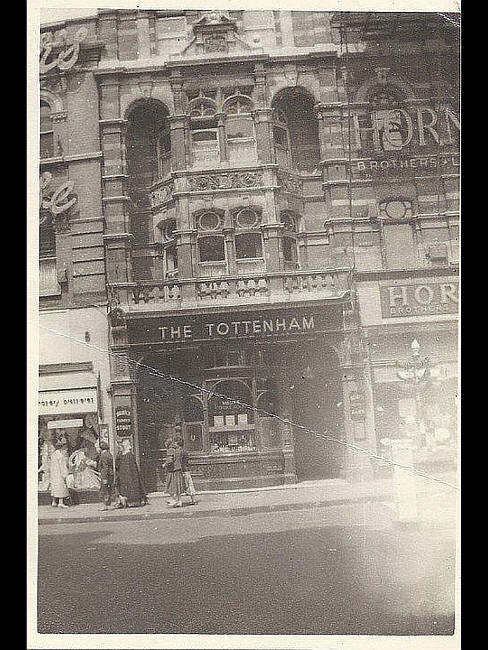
(38, 10, 459, 494)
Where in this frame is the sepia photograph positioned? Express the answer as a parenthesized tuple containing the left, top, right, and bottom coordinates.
(27, 1, 461, 647)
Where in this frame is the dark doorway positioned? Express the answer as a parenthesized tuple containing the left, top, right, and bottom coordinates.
(287, 342, 344, 480)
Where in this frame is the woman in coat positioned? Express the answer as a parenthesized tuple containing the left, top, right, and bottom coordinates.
(50, 440, 70, 508)
(115, 438, 147, 508)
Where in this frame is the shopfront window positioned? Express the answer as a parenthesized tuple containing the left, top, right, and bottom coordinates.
(38, 414, 101, 493)
(208, 380, 256, 454)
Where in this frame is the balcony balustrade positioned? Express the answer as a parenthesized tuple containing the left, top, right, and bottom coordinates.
(108, 268, 352, 311)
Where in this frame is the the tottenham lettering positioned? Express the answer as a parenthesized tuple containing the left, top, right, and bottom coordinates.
(380, 281, 458, 318)
(159, 315, 315, 341)
(128, 307, 343, 345)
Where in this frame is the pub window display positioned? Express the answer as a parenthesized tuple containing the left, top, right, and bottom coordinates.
(208, 379, 257, 454)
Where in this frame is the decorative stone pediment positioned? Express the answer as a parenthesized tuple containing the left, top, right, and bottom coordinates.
(175, 10, 252, 58)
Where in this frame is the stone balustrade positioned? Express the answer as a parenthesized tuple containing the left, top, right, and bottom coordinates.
(108, 268, 352, 310)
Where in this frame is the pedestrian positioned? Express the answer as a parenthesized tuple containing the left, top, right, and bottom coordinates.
(98, 441, 114, 510)
(50, 439, 70, 509)
(181, 439, 197, 505)
(114, 438, 147, 508)
(164, 437, 185, 508)
(163, 435, 174, 496)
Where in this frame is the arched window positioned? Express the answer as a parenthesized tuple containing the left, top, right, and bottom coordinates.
(126, 100, 170, 197)
(233, 208, 263, 262)
(272, 89, 320, 172)
(40, 101, 54, 159)
(280, 211, 299, 268)
(189, 92, 220, 166)
(223, 94, 256, 164)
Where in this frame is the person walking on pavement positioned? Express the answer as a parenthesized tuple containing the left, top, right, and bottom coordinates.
(50, 439, 70, 509)
(181, 438, 197, 505)
(98, 441, 114, 510)
(115, 438, 147, 508)
(164, 438, 185, 508)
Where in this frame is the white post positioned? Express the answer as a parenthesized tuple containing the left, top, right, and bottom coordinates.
(390, 438, 418, 522)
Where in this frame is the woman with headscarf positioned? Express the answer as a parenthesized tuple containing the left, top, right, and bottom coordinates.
(115, 438, 147, 508)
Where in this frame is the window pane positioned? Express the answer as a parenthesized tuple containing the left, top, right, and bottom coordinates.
(199, 236, 225, 262)
(192, 130, 218, 142)
(283, 236, 296, 262)
(227, 117, 254, 139)
(235, 233, 262, 259)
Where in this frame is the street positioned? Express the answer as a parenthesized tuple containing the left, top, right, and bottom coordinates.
(38, 497, 456, 635)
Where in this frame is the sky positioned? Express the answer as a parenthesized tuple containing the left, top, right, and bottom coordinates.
(40, 8, 97, 23)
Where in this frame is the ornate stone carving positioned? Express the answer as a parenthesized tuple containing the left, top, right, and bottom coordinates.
(40, 27, 88, 74)
(189, 170, 263, 192)
(277, 170, 303, 194)
(150, 183, 174, 208)
(204, 33, 227, 53)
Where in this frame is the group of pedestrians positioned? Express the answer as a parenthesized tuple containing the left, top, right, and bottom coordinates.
(48, 434, 197, 511)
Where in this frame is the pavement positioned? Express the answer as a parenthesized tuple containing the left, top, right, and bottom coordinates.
(38, 469, 458, 526)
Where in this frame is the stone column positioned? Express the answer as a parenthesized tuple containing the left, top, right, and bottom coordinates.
(169, 115, 190, 170)
(216, 113, 228, 162)
(253, 109, 275, 165)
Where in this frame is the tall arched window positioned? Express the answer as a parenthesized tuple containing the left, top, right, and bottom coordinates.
(189, 92, 220, 166)
(126, 100, 171, 197)
(40, 101, 54, 159)
(272, 88, 320, 172)
(223, 93, 256, 164)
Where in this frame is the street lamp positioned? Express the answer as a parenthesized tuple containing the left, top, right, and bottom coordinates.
(389, 339, 430, 523)
(396, 339, 430, 446)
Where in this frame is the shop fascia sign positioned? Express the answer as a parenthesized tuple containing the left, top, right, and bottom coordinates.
(38, 388, 98, 415)
(353, 105, 459, 153)
(129, 307, 342, 345)
(380, 280, 458, 319)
